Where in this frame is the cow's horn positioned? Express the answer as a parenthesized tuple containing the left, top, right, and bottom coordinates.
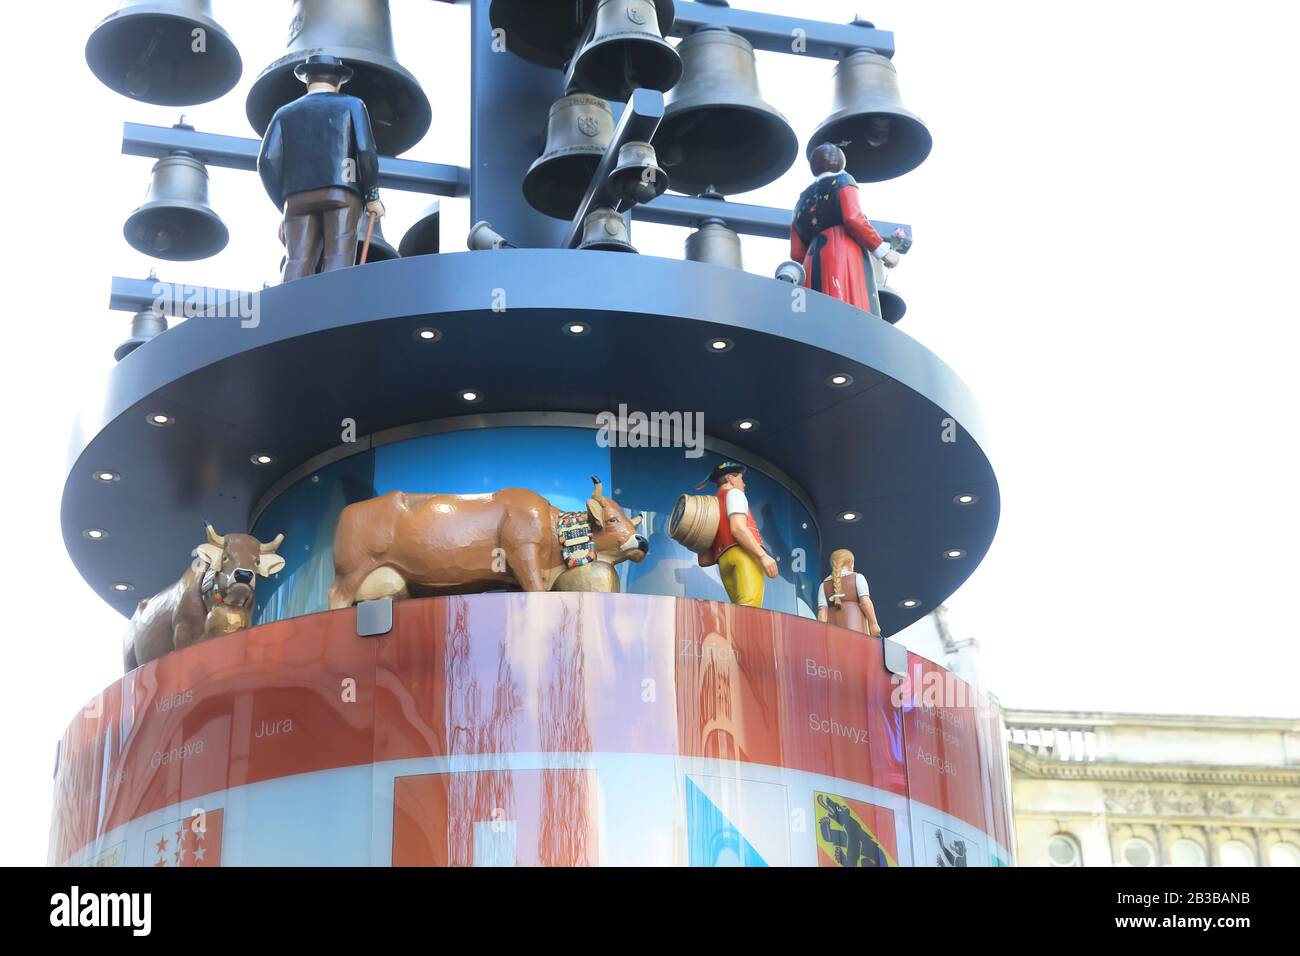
(261, 533, 285, 554)
(591, 475, 603, 500)
(206, 524, 226, 547)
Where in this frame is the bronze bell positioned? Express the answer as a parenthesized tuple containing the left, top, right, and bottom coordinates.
(577, 208, 637, 253)
(397, 202, 441, 258)
(572, 0, 683, 102)
(114, 309, 169, 362)
(524, 94, 616, 220)
(490, 0, 676, 71)
(871, 257, 907, 324)
(607, 141, 669, 205)
(86, 0, 242, 106)
(653, 27, 798, 196)
(124, 148, 229, 261)
(685, 219, 743, 270)
(810, 50, 932, 182)
(246, 0, 431, 156)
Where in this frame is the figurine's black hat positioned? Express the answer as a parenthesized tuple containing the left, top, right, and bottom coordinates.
(295, 54, 354, 85)
(696, 460, 747, 490)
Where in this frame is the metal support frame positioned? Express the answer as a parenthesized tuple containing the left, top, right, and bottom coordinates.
(563, 88, 665, 248)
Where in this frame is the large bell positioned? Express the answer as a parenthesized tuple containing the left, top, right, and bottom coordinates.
(86, 0, 242, 106)
(524, 94, 616, 220)
(577, 208, 637, 253)
(490, 0, 676, 71)
(810, 50, 933, 183)
(397, 202, 441, 258)
(572, 0, 683, 102)
(871, 257, 907, 324)
(686, 219, 743, 270)
(246, 0, 431, 156)
(124, 149, 229, 261)
(607, 141, 669, 205)
(653, 28, 798, 196)
(114, 309, 169, 362)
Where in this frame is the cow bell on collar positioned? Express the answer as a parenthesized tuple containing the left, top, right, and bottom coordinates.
(124, 141, 230, 261)
(397, 202, 441, 258)
(572, 0, 683, 102)
(114, 309, 169, 362)
(653, 27, 798, 196)
(86, 0, 243, 106)
(489, 0, 676, 71)
(524, 94, 616, 220)
(607, 141, 669, 205)
(577, 208, 637, 253)
(246, 0, 431, 156)
(810, 50, 932, 183)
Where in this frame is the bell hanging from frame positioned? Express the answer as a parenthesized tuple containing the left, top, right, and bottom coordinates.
(652, 27, 798, 196)
(577, 208, 638, 253)
(123, 147, 229, 261)
(523, 93, 617, 220)
(114, 309, 169, 362)
(572, 0, 683, 102)
(809, 50, 932, 182)
(85, 0, 243, 106)
(246, 0, 431, 156)
(871, 255, 907, 324)
(607, 141, 669, 205)
(489, 0, 676, 71)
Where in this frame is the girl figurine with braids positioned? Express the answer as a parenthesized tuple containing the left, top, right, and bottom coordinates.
(817, 549, 881, 637)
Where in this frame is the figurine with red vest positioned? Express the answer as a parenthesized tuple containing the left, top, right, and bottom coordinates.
(791, 143, 900, 314)
(695, 461, 778, 608)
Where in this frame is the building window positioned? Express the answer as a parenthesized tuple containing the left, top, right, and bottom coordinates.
(1217, 840, 1256, 867)
(1268, 843, 1299, 868)
(1047, 834, 1082, 867)
(1122, 838, 1156, 867)
(1170, 839, 1207, 867)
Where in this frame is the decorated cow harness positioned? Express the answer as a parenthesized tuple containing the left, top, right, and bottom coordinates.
(557, 511, 597, 569)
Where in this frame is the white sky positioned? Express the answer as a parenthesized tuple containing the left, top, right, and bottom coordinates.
(2, 0, 1297, 865)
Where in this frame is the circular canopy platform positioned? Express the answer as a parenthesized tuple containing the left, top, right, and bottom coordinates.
(64, 250, 998, 634)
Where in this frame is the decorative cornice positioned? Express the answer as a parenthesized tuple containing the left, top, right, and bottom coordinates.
(1010, 746, 1300, 788)
(1102, 785, 1300, 819)
(1004, 709, 1300, 733)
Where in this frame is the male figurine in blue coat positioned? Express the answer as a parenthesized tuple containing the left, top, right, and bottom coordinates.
(257, 54, 386, 282)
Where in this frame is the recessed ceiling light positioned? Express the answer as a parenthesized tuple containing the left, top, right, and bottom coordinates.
(827, 373, 854, 387)
(943, 549, 967, 560)
(707, 338, 733, 353)
(563, 322, 590, 336)
(734, 419, 758, 432)
(899, 598, 921, 609)
(458, 389, 483, 403)
(413, 327, 442, 342)
(146, 412, 174, 427)
(92, 470, 120, 483)
(837, 511, 862, 523)
(111, 582, 134, 593)
(251, 453, 275, 466)
(954, 493, 978, 506)
(83, 528, 109, 541)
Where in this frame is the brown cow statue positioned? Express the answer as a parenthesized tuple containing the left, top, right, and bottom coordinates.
(123, 525, 287, 672)
(328, 476, 648, 608)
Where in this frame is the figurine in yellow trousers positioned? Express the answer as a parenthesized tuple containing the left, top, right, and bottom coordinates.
(695, 461, 778, 607)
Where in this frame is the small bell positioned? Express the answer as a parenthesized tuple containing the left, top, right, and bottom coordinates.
(123, 142, 229, 261)
(114, 309, 169, 362)
(397, 202, 441, 258)
(606, 141, 669, 205)
(685, 218, 743, 270)
(468, 221, 515, 251)
(577, 208, 638, 253)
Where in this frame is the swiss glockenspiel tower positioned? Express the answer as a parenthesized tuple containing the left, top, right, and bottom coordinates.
(55, 1, 1011, 868)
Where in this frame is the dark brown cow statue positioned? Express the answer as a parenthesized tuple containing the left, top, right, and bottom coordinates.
(328, 477, 648, 608)
(123, 525, 287, 672)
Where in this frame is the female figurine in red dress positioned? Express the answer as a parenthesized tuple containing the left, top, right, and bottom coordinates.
(791, 144, 900, 314)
